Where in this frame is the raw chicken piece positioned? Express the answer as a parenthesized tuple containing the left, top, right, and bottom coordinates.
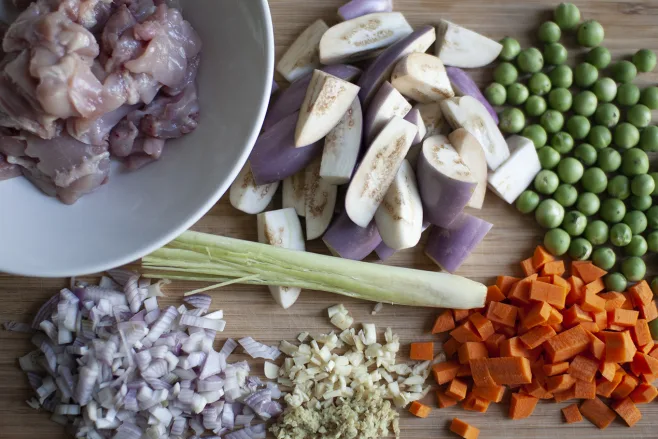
(0, 153, 21, 181)
(67, 103, 139, 145)
(162, 53, 199, 96)
(116, 0, 157, 22)
(140, 83, 198, 138)
(0, 129, 28, 157)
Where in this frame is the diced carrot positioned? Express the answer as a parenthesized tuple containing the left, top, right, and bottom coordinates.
(599, 361, 617, 382)
(562, 304, 593, 328)
(578, 321, 601, 333)
(551, 274, 570, 292)
(519, 325, 556, 349)
(566, 276, 585, 306)
(592, 311, 608, 330)
(453, 309, 471, 322)
(541, 260, 565, 276)
(608, 308, 639, 328)
(611, 397, 642, 427)
(529, 281, 567, 309)
(408, 401, 431, 418)
(568, 355, 599, 383)
(639, 340, 655, 355)
(524, 379, 553, 399)
(629, 280, 654, 307)
(608, 324, 626, 331)
(496, 276, 520, 296)
(583, 278, 605, 296)
(450, 321, 482, 343)
(433, 361, 460, 385)
(599, 291, 626, 311)
(462, 393, 490, 413)
(520, 257, 536, 277)
(458, 342, 488, 365)
(436, 390, 458, 408)
(621, 292, 635, 310)
(443, 337, 460, 359)
(579, 397, 616, 429)
(546, 374, 576, 393)
(551, 322, 564, 333)
(574, 378, 597, 399)
(498, 324, 517, 338)
(650, 345, 658, 359)
(562, 403, 583, 424)
(486, 285, 506, 304)
(543, 361, 569, 376)
(553, 386, 577, 402)
(571, 260, 588, 278)
(588, 331, 605, 359)
(508, 274, 538, 304)
(431, 310, 455, 334)
(530, 356, 547, 384)
(574, 263, 607, 284)
(500, 337, 531, 358)
(596, 370, 625, 397)
(486, 302, 518, 327)
(472, 384, 505, 403)
(457, 363, 472, 377)
(445, 378, 468, 401)
(641, 373, 657, 384)
(533, 245, 555, 270)
(536, 276, 552, 283)
(522, 301, 552, 329)
(508, 392, 539, 420)
(548, 307, 564, 325)
(629, 382, 658, 404)
(471, 357, 532, 385)
(611, 374, 639, 399)
(450, 418, 480, 439)
(638, 300, 658, 322)
(468, 313, 495, 341)
(631, 352, 658, 375)
(580, 290, 606, 312)
(469, 357, 497, 387)
(410, 342, 434, 361)
(484, 333, 506, 357)
(544, 324, 591, 362)
(603, 330, 637, 363)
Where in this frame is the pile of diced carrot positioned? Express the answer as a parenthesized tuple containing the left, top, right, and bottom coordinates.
(410, 246, 658, 436)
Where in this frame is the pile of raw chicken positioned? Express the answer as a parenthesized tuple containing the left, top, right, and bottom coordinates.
(0, 0, 201, 204)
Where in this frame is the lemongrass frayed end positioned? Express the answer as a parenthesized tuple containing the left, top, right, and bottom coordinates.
(183, 275, 261, 296)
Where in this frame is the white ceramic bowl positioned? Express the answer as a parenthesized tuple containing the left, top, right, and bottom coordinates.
(0, 0, 274, 277)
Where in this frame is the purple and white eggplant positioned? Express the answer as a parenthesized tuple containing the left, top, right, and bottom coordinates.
(276, 19, 329, 82)
(229, 162, 279, 214)
(337, 0, 393, 20)
(322, 211, 382, 260)
(448, 128, 488, 210)
(364, 81, 411, 144)
(417, 135, 477, 228)
(320, 97, 362, 185)
(282, 170, 307, 217)
(403, 108, 426, 145)
(305, 158, 338, 240)
(425, 214, 493, 273)
(446, 66, 499, 124)
(487, 135, 541, 204)
(413, 102, 447, 141)
(391, 53, 455, 103)
(435, 20, 503, 68)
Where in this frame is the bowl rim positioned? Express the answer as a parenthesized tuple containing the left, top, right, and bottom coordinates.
(3, 0, 275, 278)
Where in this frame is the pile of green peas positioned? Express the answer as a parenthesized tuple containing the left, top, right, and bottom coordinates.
(486, 2, 658, 294)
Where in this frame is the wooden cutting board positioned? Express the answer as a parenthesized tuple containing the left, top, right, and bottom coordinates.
(1, 1, 657, 437)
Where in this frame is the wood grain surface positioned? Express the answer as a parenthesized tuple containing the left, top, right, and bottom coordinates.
(1, 0, 658, 437)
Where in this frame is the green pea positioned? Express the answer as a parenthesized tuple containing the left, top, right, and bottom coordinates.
(522, 124, 548, 149)
(554, 184, 578, 207)
(648, 206, 658, 229)
(499, 37, 522, 61)
(517, 48, 544, 73)
(572, 90, 598, 117)
(551, 132, 574, 154)
(625, 235, 648, 257)
(612, 60, 637, 83)
(601, 198, 627, 223)
(621, 148, 650, 176)
(641, 87, 658, 109)
(507, 83, 530, 105)
(592, 78, 617, 103)
(621, 256, 646, 282)
(605, 273, 627, 293)
(536, 199, 565, 229)
(577, 192, 600, 216)
(538, 21, 562, 43)
(585, 220, 609, 245)
(554, 2, 581, 30)
(534, 170, 560, 195)
(597, 147, 621, 172)
(562, 210, 588, 236)
(627, 104, 652, 128)
(499, 108, 526, 134)
(614, 123, 640, 149)
(577, 20, 604, 47)
(528, 72, 552, 96)
(548, 65, 573, 88)
(631, 195, 653, 212)
(640, 126, 658, 152)
(633, 49, 657, 73)
(548, 88, 572, 112)
(485, 83, 507, 106)
(588, 125, 612, 149)
(632, 174, 656, 197)
(538, 146, 561, 170)
(574, 62, 599, 88)
(652, 173, 658, 196)
(652, 278, 658, 294)
(516, 190, 541, 214)
(566, 115, 591, 140)
(648, 231, 658, 253)
(594, 103, 620, 128)
(586, 47, 611, 69)
(494, 62, 519, 86)
(610, 223, 633, 247)
(616, 83, 640, 106)
(540, 110, 565, 134)
(607, 175, 631, 200)
(544, 228, 571, 256)
(582, 167, 608, 194)
(569, 238, 593, 260)
(574, 143, 597, 166)
(544, 43, 568, 66)
(592, 247, 616, 270)
(624, 211, 648, 235)
(557, 157, 584, 184)
(525, 95, 548, 117)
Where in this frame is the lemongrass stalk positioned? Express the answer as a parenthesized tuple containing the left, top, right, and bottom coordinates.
(142, 231, 486, 309)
